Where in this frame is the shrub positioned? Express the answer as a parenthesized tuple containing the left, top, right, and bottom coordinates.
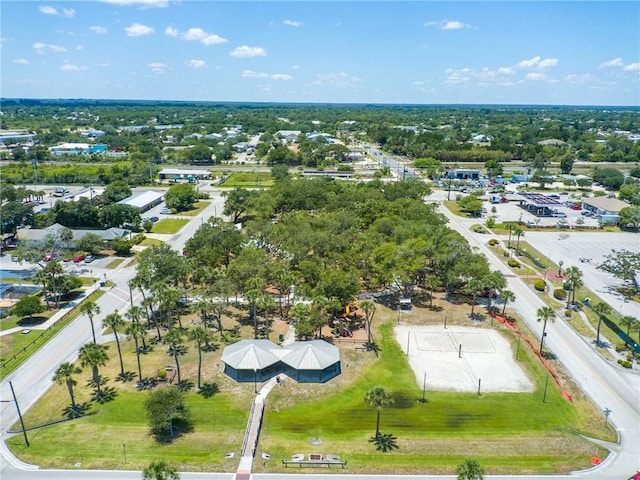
(488, 238, 498, 246)
(485, 217, 496, 228)
(617, 359, 632, 369)
(503, 251, 510, 257)
(534, 279, 546, 291)
(157, 369, 167, 380)
(508, 259, 520, 268)
(615, 343, 627, 353)
(564, 309, 572, 318)
(553, 288, 567, 300)
(132, 233, 146, 245)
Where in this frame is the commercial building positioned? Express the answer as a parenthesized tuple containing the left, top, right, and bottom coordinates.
(0, 130, 36, 145)
(17, 223, 130, 245)
(158, 168, 212, 182)
(582, 197, 629, 225)
(447, 169, 480, 180)
(118, 191, 164, 212)
(49, 143, 107, 156)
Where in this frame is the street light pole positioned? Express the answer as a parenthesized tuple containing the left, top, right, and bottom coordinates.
(9, 381, 29, 447)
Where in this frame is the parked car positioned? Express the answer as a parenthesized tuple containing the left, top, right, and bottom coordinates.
(570, 205, 582, 210)
(84, 255, 95, 263)
(149, 216, 159, 223)
(552, 212, 567, 218)
(44, 252, 58, 261)
(73, 255, 85, 263)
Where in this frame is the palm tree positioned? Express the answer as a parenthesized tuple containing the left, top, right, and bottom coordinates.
(536, 306, 555, 353)
(80, 300, 101, 344)
(593, 302, 611, 346)
(456, 458, 485, 480)
(631, 317, 640, 348)
(53, 362, 81, 411)
(505, 221, 516, 249)
(500, 290, 516, 316)
(564, 266, 583, 307)
(142, 460, 180, 480)
(245, 277, 266, 339)
(482, 271, 506, 314)
(163, 329, 185, 385)
(365, 386, 393, 439)
(188, 326, 211, 390)
(103, 311, 126, 376)
(125, 321, 147, 382)
(368, 432, 399, 452)
(126, 305, 147, 350)
(465, 279, 484, 317)
(360, 300, 376, 346)
(513, 226, 524, 252)
(79, 343, 109, 398)
(619, 316, 637, 347)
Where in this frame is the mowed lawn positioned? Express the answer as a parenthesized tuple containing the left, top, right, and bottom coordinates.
(7, 310, 613, 474)
(150, 218, 190, 234)
(178, 201, 210, 217)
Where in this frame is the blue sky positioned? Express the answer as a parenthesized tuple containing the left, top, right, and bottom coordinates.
(2, 1, 639, 105)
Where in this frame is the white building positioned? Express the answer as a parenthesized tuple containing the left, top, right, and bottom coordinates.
(118, 191, 164, 212)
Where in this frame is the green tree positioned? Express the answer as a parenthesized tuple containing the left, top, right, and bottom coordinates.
(103, 311, 126, 377)
(270, 164, 290, 182)
(0, 201, 34, 234)
(564, 266, 583, 307)
(80, 300, 101, 344)
(593, 302, 611, 346)
(101, 180, 132, 204)
(126, 321, 147, 382)
(619, 206, 640, 231)
(142, 460, 180, 480)
(188, 326, 212, 390)
(101, 203, 141, 229)
(164, 184, 197, 212)
(12, 295, 45, 320)
(536, 306, 555, 353)
(482, 271, 506, 314)
(620, 316, 638, 347)
(598, 249, 640, 293)
(500, 289, 516, 315)
(163, 329, 185, 385)
(513, 226, 525, 252)
(484, 158, 503, 179)
(456, 458, 485, 480)
(75, 233, 105, 255)
(360, 300, 376, 347)
(144, 386, 191, 441)
(365, 386, 393, 439)
(53, 362, 82, 412)
(222, 188, 256, 223)
(79, 342, 109, 399)
(465, 279, 484, 317)
(559, 155, 574, 175)
(111, 236, 134, 255)
(368, 432, 399, 452)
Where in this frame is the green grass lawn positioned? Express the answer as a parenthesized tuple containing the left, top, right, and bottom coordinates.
(106, 258, 125, 269)
(178, 201, 210, 217)
(151, 219, 190, 234)
(220, 171, 272, 188)
(7, 315, 613, 474)
(138, 238, 165, 247)
(0, 290, 105, 379)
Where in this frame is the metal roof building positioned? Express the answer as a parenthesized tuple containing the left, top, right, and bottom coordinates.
(221, 339, 341, 384)
(118, 190, 164, 212)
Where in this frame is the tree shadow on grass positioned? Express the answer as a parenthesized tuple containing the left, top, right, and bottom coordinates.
(94, 385, 118, 404)
(116, 371, 137, 383)
(17, 316, 48, 327)
(176, 380, 194, 392)
(151, 417, 194, 444)
(199, 382, 219, 398)
(62, 402, 91, 419)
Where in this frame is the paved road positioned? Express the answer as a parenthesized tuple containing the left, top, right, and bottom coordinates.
(432, 189, 640, 479)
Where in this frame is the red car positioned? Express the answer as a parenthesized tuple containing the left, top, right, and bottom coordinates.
(44, 252, 58, 261)
(73, 255, 85, 263)
(570, 204, 582, 210)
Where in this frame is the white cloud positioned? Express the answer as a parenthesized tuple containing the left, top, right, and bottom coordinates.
(33, 42, 68, 54)
(444, 66, 518, 86)
(538, 58, 559, 68)
(100, 0, 168, 7)
(39, 6, 75, 17)
(13, 59, 30, 65)
(292, 65, 300, 70)
(283, 20, 305, 27)
(186, 59, 206, 69)
(230, 45, 267, 58)
(165, 27, 227, 45)
(312, 72, 363, 88)
(623, 62, 640, 72)
(148, 62, 169, 74)
(89, 26, 108, 34)
(242, 70, 292, 80)
(599, 57, 624, 68)
(497, 66, 516, 75)
(564, 73, 594, 84)
(76, 45, 84, 51)
(165, 26, 178, 37)
(425, 19, 470, 30)
(60, 64, 88, 71)
(125, 23, 155, 37)
(525, 72, 547, 81)
(518, 56, 558, 69)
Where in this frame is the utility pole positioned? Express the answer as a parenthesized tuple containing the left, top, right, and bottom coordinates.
(9, 381, 29, 447)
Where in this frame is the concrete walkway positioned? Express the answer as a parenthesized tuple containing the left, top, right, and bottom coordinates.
(234, 324, 296, 480)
